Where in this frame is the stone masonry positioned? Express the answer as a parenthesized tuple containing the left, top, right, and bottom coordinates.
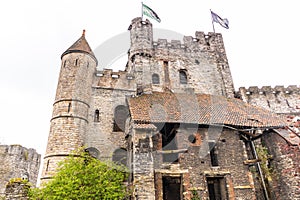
(0, 145, 40, 197)
(39, 16, 300, 200)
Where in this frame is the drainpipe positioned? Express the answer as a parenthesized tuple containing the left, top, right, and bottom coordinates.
(249, 138, 269, 200)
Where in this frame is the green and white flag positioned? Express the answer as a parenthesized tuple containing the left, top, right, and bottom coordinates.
(142, 3, 161, 23)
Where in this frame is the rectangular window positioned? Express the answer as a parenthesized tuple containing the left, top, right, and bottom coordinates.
(207, 177, 227, 200)
(163, 61, 170, 85)
(209, 142, 218, 166)
(163, 176, 182, 200)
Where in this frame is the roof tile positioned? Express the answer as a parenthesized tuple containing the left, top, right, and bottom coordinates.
(128, 92, 287, 128)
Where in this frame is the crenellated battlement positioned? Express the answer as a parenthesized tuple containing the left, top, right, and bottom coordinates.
(152, 31, 224, 52)
(95, 68, 135, 90)
(238, 85, 300, 95)
(96, 68, 130, 79)
(237, 85, 300, 114)
(153, 39, 186, 49)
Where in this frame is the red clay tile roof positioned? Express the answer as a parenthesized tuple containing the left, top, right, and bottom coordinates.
(61, 30, 97, 64)
(128, 92, 287, 128)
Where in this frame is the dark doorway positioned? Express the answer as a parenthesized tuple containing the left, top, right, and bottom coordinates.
(163, 176, 182, 200)
(207, 177, 227, 200)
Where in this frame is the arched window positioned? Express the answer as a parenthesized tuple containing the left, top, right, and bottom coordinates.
(113, 105, 129, 132)
(152, 73, 160, 84)
(179, 70, 187, 84)
(94, 109, 100, 122)
(85, 147, 100, 159)
(112, 148, 127, 166)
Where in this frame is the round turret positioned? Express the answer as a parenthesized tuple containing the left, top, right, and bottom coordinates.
(41, 31, 97, 184)
(128, 17, 153, 59)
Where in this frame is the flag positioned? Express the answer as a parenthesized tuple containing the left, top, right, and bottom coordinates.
(211, 10, 229, 29)
(142, 3, 161, 23)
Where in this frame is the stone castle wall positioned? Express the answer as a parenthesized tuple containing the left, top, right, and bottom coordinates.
(38, 16, 299, 200)
(0, 145, 40, 196)
(237, 85, 300, 114)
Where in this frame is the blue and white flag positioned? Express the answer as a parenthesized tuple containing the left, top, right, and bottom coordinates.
(211, 10, 229, 29)
(142, 3, 161, 23)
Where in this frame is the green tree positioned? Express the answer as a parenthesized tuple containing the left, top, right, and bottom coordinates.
(29, 149, 128, 200)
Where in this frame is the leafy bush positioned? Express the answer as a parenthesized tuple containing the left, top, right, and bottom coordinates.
(29, 149, 128, 199)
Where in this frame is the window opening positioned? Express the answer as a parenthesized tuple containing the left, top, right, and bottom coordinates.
(113, 105, 129, 132)
(75, 59, 78, 66)
(160, 123, 179, 163)
(179, 70, 187, 84)
(67, 103, 71, 113)
(207, 177, 227, 200)
(163, 61, 170, 85)
(85, 147, 100, 159)
(152, 73, 160, 84)
(94, 109, 100, 122)
(267, 100, 271, 108)
(286, 99, 291, 107)
(112, 148, 127, 166)
(163, 176, 182, 200)
(163, 61, 168, 67)
(209, 142, 218, 166)
(46, 160, 50, 172)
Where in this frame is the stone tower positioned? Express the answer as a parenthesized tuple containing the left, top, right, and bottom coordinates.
(126, 17, 235, 97)
(40, 30, 97, 183)
(127, 17, 154, 94)
(40, 17, 298, 199)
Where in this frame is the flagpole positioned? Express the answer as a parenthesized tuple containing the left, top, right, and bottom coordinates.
(141, 2, 144, 21)
(210, 9, 216, 33)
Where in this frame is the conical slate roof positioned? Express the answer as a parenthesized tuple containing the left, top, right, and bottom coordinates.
(61, 30, 97, 64)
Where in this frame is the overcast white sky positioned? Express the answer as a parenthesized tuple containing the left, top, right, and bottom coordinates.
(0, 0, 299, 157)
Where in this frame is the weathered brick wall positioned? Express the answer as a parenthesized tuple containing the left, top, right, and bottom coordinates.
(0, 145, 40, 196)
(261, 132, 300, 200)
(238, 85, 300, 199)
(130, 125, 256, 199)
(180, 128, 255, 199)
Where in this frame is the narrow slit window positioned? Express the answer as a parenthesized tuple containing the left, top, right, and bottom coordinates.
(209, 142, 218, 166)
(46, 160, 50, 172)
(67, 103, 71, 113)
(163, 61, 168, 67)
(94, 109, 100, 122)
(75, 59, 78, 66)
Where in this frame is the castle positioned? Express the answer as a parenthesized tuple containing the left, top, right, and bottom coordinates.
(4, 16, 298, 199)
